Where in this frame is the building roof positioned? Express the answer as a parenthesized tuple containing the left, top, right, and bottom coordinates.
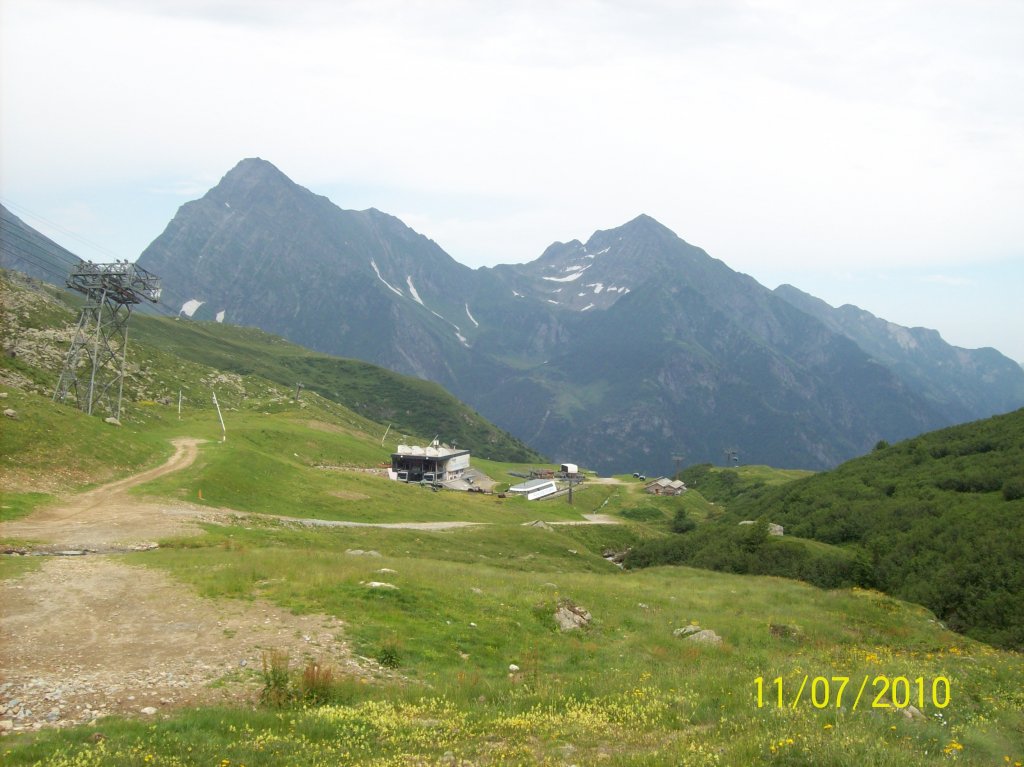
(393, 444, 469, 459)
(509, 478, 557, 492)
(646, 477, 686, 490)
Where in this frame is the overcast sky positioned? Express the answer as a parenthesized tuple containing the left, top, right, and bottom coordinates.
(2, 0, 1022, 362)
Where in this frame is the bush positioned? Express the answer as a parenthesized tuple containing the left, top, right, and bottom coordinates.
(260, 649, 293, 707)
(300, 660, 335, 704)
(670, 509, 696, 534)
(1003, 478, 1024, 501)
(377, 639, 402, 669)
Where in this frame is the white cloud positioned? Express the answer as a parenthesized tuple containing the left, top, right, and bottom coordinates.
(1, 0, 1021, 357)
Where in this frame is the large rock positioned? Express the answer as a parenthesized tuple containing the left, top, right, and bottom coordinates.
(554, 599, 591, 631)
(686, 630, 722, 645)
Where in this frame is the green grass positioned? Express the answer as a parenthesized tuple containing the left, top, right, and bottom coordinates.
(6, 516, 1023, 765)
(0, 491, 51, 523)
(0, 387, 174, 491)
(126, 312, 542, 462)
(2, 272, 1023, 766)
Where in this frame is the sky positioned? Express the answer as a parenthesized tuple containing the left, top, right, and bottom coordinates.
(2, 0, 1022, 362)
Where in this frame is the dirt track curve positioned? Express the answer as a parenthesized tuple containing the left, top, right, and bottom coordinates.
(0, 438, 361, 734)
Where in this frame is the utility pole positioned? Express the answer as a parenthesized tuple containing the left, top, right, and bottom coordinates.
(53, 260, 161, 421)
(294, 382, 304, 401)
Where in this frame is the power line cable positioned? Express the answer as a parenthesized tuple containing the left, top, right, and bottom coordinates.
(0, 197, 127, 262)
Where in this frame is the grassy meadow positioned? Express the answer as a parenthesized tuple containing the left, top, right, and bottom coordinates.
(1, 274, 1022, 765)
(2, 386, 1022, 765)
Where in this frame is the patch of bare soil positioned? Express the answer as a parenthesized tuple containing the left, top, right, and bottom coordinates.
(0, 437, 368, 734)
(0, 557, 356, 733)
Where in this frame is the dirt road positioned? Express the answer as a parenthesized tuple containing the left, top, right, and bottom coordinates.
(1, 437, 217, 551)
(0, 438, 615, 733)
(0, 438, 362, 734)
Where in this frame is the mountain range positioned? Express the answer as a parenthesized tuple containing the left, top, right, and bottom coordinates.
(10, 159, 1024, 474)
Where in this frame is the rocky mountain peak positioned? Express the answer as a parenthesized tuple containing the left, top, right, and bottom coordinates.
(128, 158, 1024, 475)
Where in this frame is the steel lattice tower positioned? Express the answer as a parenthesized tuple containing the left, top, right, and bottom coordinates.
(53, 260, 161, 421)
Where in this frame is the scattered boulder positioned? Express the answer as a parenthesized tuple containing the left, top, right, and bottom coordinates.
(346, 549, 382, 557)
(3, 408, 16, 419)
(901, 704, 926, 721)
(686, 629, 723, 645)
(103, 417, 121, 426)
(363, 581, 398, 590)
(673, 624, 722, 644)
(508, 663, 520, 673)
(673, 625, 703, 638)
(554, 598, 592, 631)
(602, 548, 630, 567)
(140, 707, 158, 716)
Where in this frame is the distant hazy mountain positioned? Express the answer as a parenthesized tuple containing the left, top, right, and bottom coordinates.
(135, 158, 1024, 474)
(774, 284, 1024, 422)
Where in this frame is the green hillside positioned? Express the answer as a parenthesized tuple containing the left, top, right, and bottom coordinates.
(0, 270, 541, 462)
(629, 416, 1024, 650)
(2, 270, 1022, 765)
(730, 411, 1024, 650)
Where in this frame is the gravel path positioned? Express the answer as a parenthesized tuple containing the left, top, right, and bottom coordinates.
(0, 438, 364, 735)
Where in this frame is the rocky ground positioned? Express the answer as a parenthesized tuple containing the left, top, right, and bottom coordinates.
(0, 437, 364, 735)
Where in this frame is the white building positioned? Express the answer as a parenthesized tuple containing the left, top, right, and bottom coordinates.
(389, 441, 470, 483)
(508, 478, 558, 500)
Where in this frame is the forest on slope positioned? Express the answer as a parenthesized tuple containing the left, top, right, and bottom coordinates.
(627, 409, 1024, 650)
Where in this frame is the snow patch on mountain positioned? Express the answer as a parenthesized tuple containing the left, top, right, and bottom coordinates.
(406, 276, 424, 306)
(543, 267, 588, 283)
(465, 304, 479, 327)
(580, 303, 595, 311)
(587, 283, 604, 294)
(370, 260, 403, 297)
(180, 299, 204, 317)
(215, 310, 225, 323)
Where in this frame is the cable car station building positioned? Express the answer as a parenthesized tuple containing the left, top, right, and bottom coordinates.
(389, 441, 470, 484)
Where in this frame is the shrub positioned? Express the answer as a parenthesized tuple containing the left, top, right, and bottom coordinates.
(260, 649, 293, 707)
(377, 639, 402, 669)
(670, 509, 696, 534)
(1003, 478, 1024, 501)
(300, 660, 335, 704)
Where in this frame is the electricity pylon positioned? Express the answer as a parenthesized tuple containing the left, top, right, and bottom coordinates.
(53, 260, 161, 421)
